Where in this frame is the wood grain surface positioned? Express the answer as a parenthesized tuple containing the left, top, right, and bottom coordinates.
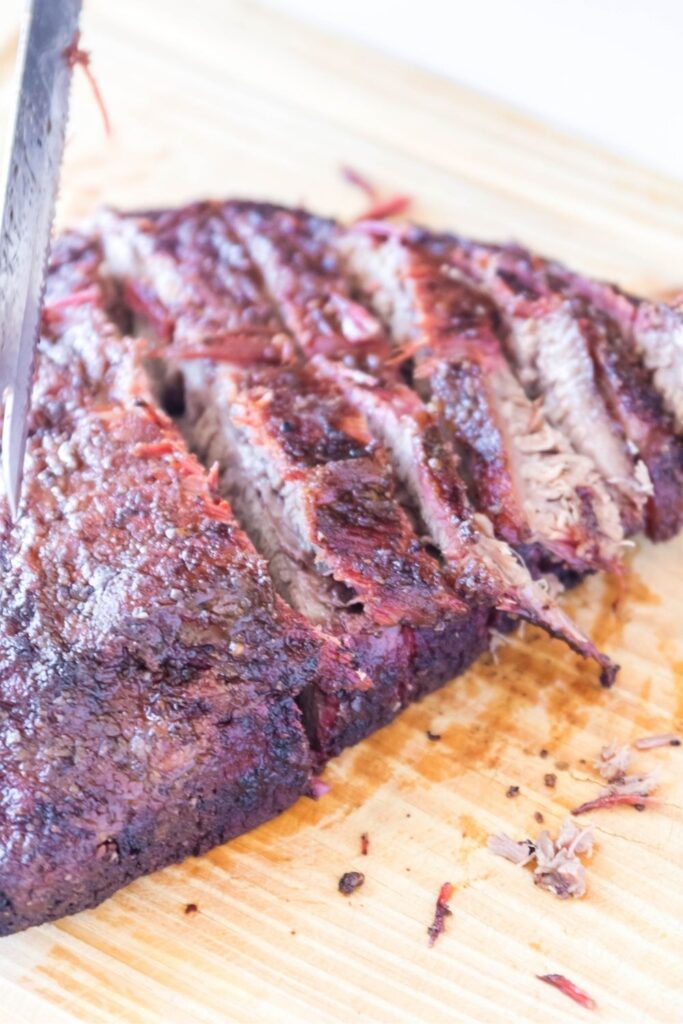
(0, 2, 682, 1020)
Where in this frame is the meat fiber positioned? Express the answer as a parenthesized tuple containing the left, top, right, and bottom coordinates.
(453, 240, 652, 535)
(547, 268, 683, 435)
(336, 226, 623, 575)
(0, 235, 337, 936)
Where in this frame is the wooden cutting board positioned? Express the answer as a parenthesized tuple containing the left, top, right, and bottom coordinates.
(1, 2, 682, 1020)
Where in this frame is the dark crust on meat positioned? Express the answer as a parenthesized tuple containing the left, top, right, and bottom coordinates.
(0, 237, 319, 935)
(99, 206, 490, 762)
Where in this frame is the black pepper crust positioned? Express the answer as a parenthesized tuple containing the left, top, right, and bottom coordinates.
(0, 235, 320, 936)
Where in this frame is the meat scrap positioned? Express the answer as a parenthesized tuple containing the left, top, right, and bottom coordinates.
(595, 741, 632, 782)
(573, 741, 660, 815)
(537, 973, 597, 1011)
(572, 774, 659, 816)
(338, 871, 365, 895)
(427, 882, 454, 946)
(634, 733, 681, 750)
(360, 833, 370, 856)
(488, 818, 594, 898)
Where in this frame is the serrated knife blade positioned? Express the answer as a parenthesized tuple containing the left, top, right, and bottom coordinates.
(0, 0, 82, 519)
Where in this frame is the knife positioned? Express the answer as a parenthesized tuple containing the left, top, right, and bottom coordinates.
(0, 0, 82, 519)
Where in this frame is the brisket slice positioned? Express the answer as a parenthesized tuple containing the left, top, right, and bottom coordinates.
(546, 267, 683, 435)
(179, 359, 489, 758)
(538, 261, 683, 540)
(452, 240, 652, 535)
(335, 226, 623, 576)
(222, 202, 616, 683)
(0, 234, 330, 936)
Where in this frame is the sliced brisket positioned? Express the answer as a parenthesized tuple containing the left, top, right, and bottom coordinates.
(98, 205, 488, 758)
(221, 202, 616, 683)
(539, 261, 683, 540)
(336, 227, 623, 576)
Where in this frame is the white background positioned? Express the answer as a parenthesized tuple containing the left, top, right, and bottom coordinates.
(264, 0, 683, 181)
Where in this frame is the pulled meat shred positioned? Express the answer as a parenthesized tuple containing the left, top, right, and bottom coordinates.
(427, 881, 454, 946)
(573, 742, 660, 814)
(537, 973, 597, 1010)
(488, 817, 594, 898)
(595, 742, 632, 782)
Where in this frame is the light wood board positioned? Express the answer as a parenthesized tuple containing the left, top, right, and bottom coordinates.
(0, 2, 682, 1020)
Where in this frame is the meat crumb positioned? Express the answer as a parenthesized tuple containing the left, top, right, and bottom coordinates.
(360, 832, 370, 856)
(534, 811, 544, 824)
(427, 882, 453, 947)
(537, 973, 597, 1010)
(506, 785, 520, 798)
(544, 773, 557, 788)
(539, 748, 549, 759)
(634, 733, 681, 750)
(488, 817, 594, 899)
(595, 742, 631, 782)
(184, 903, 198, 915)
(338, 871, 365, 895)
(426, 729, 442, 741)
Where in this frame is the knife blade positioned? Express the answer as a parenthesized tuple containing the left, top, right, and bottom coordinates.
(0, 0, 82, 519)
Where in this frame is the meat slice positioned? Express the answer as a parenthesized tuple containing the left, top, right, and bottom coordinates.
(221, 202, 616, 683)
(97, 203, 294, 364)
(336, 227, 623, 576)
(0, 234, 328, 935)
(312, 358, 617, 686)
(547, 269, 683, 435)
(537, 261, 683, 540)
(180, 358, 489, 758)
(451, 240, 652, 535)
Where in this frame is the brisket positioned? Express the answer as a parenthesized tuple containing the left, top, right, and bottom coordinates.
(4, 196, 678, 937)
(177, 359, 489, 758)
(0, 234, 330, 935)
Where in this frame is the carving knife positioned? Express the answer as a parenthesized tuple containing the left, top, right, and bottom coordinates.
(0, 0, 82, 519)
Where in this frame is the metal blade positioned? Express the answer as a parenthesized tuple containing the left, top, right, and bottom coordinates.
(0, 0, 82, 518)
